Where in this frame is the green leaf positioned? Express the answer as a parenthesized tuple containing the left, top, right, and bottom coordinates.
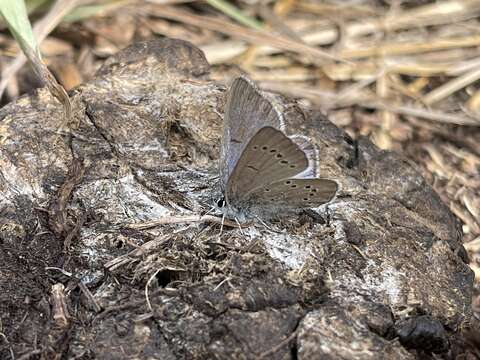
(25, 0, 51, 14)
(0, 0, 71, 118)
(0, 0, 40, 58)
(206, 0, 263, 30)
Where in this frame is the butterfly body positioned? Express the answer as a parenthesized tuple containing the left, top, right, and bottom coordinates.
(220, 76, 337, 219)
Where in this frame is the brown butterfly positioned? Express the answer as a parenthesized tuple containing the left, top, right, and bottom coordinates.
(220, 76, 337, 216)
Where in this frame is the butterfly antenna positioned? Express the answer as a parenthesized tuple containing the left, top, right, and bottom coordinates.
(202, 206, 216, 217)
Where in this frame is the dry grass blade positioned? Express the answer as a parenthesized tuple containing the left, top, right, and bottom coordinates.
(261, 80, 479, 126)
(363, 101, 480, 126)
(203, 1, 480, 64)
(423, 65, 480, 105)
(145, 0, 199, 4)
(290, 1, 480, 50)
(374, 0, 480, 31)
(338, 35, 480, 60)
(258, 4, 304, 43)
(467, 91, 480, 113)
(145, 5, 347, 64)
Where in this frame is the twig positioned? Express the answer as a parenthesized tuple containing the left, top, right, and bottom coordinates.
(45, 267, 102, 314)
(78, 281, 102, 313)
(125, 214, 252, 230)
(51, 283, 70, 328)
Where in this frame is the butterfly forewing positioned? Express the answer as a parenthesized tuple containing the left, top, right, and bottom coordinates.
(226, 127, 308, 202)
(221, 77, 284, 188)
(249, 178, 338, 207)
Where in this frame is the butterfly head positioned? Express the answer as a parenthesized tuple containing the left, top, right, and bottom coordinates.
(215, 194, 252, 222)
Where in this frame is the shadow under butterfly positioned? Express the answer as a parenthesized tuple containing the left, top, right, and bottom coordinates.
(219, 76, 338, 221)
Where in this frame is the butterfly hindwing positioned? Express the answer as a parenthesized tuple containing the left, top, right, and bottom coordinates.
(248, 178, 338, 207)
(226, 127, 308, 202)
(290, 135, 319, 178)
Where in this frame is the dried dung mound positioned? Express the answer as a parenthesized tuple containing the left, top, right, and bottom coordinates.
(0, 38, 473, 359)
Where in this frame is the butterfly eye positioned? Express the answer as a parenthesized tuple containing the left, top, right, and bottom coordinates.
(217, 197, 226, 207)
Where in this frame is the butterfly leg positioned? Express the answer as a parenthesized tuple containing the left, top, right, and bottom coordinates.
(254, 215, 278, 233)
(234, 217, 244, 236)
(218, 212, 226, 239)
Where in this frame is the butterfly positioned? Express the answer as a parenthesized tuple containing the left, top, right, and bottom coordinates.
(219, 76, 337, 218)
